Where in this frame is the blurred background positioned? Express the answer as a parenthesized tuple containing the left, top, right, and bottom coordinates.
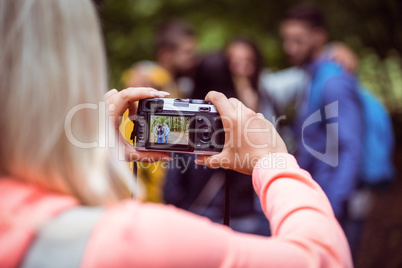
(95, 0, 402, 267)
(97, 0, 402, 112)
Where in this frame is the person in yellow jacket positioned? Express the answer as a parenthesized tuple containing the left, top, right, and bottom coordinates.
(120, 61, 180, 203)
(119, 20, 197, 202)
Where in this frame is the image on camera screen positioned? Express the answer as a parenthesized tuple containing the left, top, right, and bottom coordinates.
(149, 115, 190, 145)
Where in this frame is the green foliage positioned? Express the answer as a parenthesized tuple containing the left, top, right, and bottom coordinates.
(97, 0, 402, 113)
(150, 115, 189, 132)
(359, 50, 402, 113)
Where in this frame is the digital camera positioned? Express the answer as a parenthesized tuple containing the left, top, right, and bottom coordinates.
(131, 98, 225, 155)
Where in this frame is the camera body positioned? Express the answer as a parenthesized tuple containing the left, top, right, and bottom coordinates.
(132, 98, 225, 154)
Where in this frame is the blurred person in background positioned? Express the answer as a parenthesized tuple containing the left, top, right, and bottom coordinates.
(123, 19, 197, 98)
(164, 38, 272, 235)
(260, 41, 357, 153)
(120, 20, 198, 203)
(156, 125, 164, 143)
(163, 122, 170, 143)
(0, 1, 353, 266)
(225, 37, 277, 120)
(171, 36, 357, 235)
(226, 38, 262, 112)
(193, 37, 357, 153)
(260, 43, 357, 120)
(280, 4, 364, 254)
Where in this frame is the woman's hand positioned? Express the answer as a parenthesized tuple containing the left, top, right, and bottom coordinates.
(105, 87, 172, 162)
(232, 75, 259, 112)
(330, 42, 358, 73)
(195, 91, 287, 175)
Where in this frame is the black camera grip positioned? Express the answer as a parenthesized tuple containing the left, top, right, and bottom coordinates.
(130, 117, 139, 143)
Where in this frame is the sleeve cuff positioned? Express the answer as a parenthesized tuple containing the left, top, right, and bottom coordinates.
(252, 153, 300, 192)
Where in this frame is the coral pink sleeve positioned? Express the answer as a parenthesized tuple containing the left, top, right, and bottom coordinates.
(83, 153, 352, 268)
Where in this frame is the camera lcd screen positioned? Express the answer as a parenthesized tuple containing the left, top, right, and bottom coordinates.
(149, 115, 190, 145)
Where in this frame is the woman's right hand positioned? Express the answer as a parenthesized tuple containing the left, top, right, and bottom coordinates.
(195, 91, 287, 175)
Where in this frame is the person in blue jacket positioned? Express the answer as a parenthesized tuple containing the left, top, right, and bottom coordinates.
(280, 5, 363, 222)
(163, 122, 170, 143)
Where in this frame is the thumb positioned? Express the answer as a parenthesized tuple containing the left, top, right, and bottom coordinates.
(195, 154, 224, 169)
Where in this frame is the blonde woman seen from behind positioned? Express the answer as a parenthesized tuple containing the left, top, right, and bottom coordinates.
(0, 0, 352, 267)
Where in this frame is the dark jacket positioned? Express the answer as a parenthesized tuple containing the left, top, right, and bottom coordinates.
(164, 52, 267, 234)
(295, 59, 363, 219)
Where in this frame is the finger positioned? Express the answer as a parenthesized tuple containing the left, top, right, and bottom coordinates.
(124, 87, 158, 92)
(195, 152, 230, 169)
(194, 155, 220, 168)
(111, 88, 170, 122)
(194, 155, 209, 165)
(228, 97, 240, 109)
(256, 112, 264, 117)
(228, 97, 255, 116)
(104, 89, 118, 101)
(244, 105, 256, 116)
(125, 145, 172, 162)
(238, 97, 256, 113)
(113, 127, 172, 162)
(205, 91, 235, 118)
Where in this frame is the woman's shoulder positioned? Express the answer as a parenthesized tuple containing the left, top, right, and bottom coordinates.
(100, 200, 209, 228)
(84, 200, 225, 266)
(0, 178, 78, 214)
(0, 178, 79, 267)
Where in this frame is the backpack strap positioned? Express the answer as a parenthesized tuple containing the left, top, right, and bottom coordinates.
(21, 206, 104, 268)
(309, 61, 344, 112)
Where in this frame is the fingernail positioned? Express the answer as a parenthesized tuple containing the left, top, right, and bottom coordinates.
(156, 91, 170, 96)
(161, 157, 173, 161)
(195, 159, 204, 165)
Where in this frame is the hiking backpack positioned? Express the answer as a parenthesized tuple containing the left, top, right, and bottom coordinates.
(310, 61, 395, 186)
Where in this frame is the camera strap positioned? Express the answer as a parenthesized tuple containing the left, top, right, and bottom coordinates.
(131, 117, 139, 198)
(223, 170, 230, 226)
(131, 116, 230, 226)
(132, 161, 138, 198)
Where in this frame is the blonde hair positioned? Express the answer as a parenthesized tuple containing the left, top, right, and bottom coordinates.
(0, 0, 136, 205)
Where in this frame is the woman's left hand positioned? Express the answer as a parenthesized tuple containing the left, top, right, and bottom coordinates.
(105, 87, 172, 162)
